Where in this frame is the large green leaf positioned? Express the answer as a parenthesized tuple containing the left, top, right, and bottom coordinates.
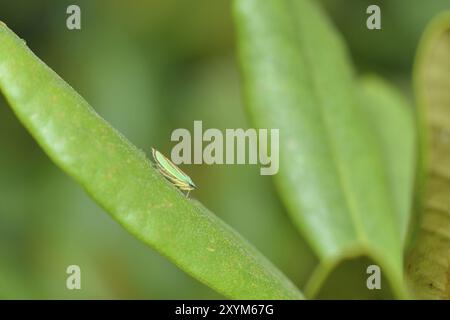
(360, 76, 416, 249)
(0, 21, 302, 299)
(234, 0, 409, 297)
(407, 12, 450, 299)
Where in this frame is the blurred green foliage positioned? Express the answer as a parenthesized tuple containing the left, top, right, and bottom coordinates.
(407, 12, 450, 299)
(0, 0, 448, 299)
(234, 0, 414, 299)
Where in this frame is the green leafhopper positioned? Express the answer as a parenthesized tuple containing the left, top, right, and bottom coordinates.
(152, 147, 197, 197)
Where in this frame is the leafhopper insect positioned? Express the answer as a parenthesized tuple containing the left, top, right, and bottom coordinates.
(152, 147, 196, 197)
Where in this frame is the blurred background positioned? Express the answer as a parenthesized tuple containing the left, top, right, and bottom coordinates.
(0, 0, 449, 299)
